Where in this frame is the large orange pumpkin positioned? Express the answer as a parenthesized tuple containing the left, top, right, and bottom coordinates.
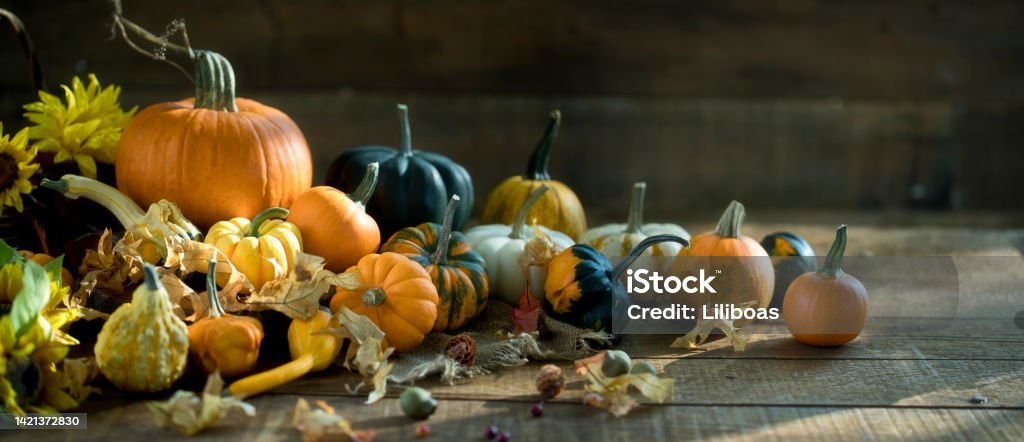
(673, 200, 774, 326)
(115, 51, 312, 228)
(329, 252, 440, 352)
(288, 163, 381, 273)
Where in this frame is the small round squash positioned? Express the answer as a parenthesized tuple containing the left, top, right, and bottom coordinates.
(289, 163, 381, 273)
(381, 195, 489, 332)
(188, 258, 264, 377)
(205, 207, 303, 291)
(329, 252, 440, 352)
(784, 225, 868, 347)
(480, 110, 587, 239)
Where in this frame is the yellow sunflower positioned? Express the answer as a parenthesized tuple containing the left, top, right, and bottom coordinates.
(0, 123, 39, 216)
(23, 74, 137, 179)
(0, 243, 83, 415)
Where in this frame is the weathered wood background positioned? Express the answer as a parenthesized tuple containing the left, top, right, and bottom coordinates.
(1, 0, 1022, 219)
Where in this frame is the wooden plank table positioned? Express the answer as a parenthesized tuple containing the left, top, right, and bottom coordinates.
(8, 222, 1024, 441)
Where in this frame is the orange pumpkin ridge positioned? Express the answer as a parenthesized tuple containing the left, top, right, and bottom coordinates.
(330, 252, 439, 352)
(116, 50, 311, 228)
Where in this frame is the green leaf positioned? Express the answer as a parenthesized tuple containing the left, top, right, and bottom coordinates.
(42, 254, 65, 286)
(0, 239, 19, 265)
(9, 260, 52, 338)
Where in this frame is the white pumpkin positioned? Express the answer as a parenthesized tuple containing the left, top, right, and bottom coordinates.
(466, 185, 574, 304)
(581, 182, 690, 263)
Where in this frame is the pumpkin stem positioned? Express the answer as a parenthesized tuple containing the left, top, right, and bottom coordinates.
(525, 110, 560, 180)
(510, 185, 550, 239)
(714, 200, 745, 239)
(247, 207, 289, 237)
(430, 195, 461, 265)
(610, 234, 690, 280)
(206, 257, 225, 318)
(818, 224, 848, 278)
(349, 162, 380, 207)
(142, 263, 161, 291)
(193, 50, 238, 112)
(397, 104, 414, 157)
(624, 182, 647, 234)
(362, 287, 387, 307)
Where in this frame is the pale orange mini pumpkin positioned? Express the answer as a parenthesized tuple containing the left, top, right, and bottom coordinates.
(784, 225, 868, 347)
(116, 51, 312, 228)
(674, 200, 775, 326)
(288, 163, 381, 273)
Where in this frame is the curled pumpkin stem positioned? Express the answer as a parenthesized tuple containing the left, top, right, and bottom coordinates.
(510, 184, 550, 239)
(526, 110, 560, 180)
(429, 195, 461, 265)
(818, 224, 848, 278)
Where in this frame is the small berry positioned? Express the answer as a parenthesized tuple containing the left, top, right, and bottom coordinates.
(415, 423, 431, 437)
(530, 402, 544, 417)
(496, 431, 512, 442)
(485, 425, 499, 439)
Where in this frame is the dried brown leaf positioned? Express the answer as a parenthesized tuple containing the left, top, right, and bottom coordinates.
(147, 372, 255, 436)
(574, 351, 674, 417)
(669, 301, 755, 351)
(292, 398, 375, 442)
(61, 357, 102, 403)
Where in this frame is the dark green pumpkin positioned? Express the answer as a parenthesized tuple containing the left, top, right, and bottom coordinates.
(761, 231, 816, 310)
(380, 195, 488, 332)
(543, 234, 688, 331)
(325, 104, 473, 238)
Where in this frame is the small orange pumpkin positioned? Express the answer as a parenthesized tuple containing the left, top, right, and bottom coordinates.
(188, 258, 264, 377)
(115, 50, 312, 228)
(784, 225, 868, 347)
(329, 252, 439, 352)
(381, 195, 489, 332)
(288, 163, 381, 273)
(674, 200, 774, 326)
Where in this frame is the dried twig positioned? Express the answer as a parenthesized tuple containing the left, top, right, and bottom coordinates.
(108, 0, 195, 83)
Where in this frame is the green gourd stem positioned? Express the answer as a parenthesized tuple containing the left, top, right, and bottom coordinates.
(246, 207, 289, 237)
(142, 263, 160, 291)
(624, 182, 647, 234)
(429, 195, 461, 265)
(525, 110, 561, 180)
(818, 224, 848, 278)
(510, 184, 550, 239)
(206, 257, 224, 318)
(610, 234, 690, 280)
(397, 104, 413, 157)
(193, 50, 238, 112)
(39, 178, 68, 193)
(714, 200, 745, 239)
(362, 287, 387, 307)
(349, 162, 380, 207)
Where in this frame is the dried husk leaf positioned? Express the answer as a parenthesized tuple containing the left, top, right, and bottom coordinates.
(292, 398, 376, 442)
(573, 351, 674, 417)
(669, 301, 755, 351)
(519, 224, 562, 267)
(73, 229, 143, 302)
(317, 306, 395, 404)
(146, 372, 255, 436)
(164, 239, 361, 320)
(61, 357, 102, 403)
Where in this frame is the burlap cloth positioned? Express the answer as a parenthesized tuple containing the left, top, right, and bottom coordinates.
(388, 301, 614, 384)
